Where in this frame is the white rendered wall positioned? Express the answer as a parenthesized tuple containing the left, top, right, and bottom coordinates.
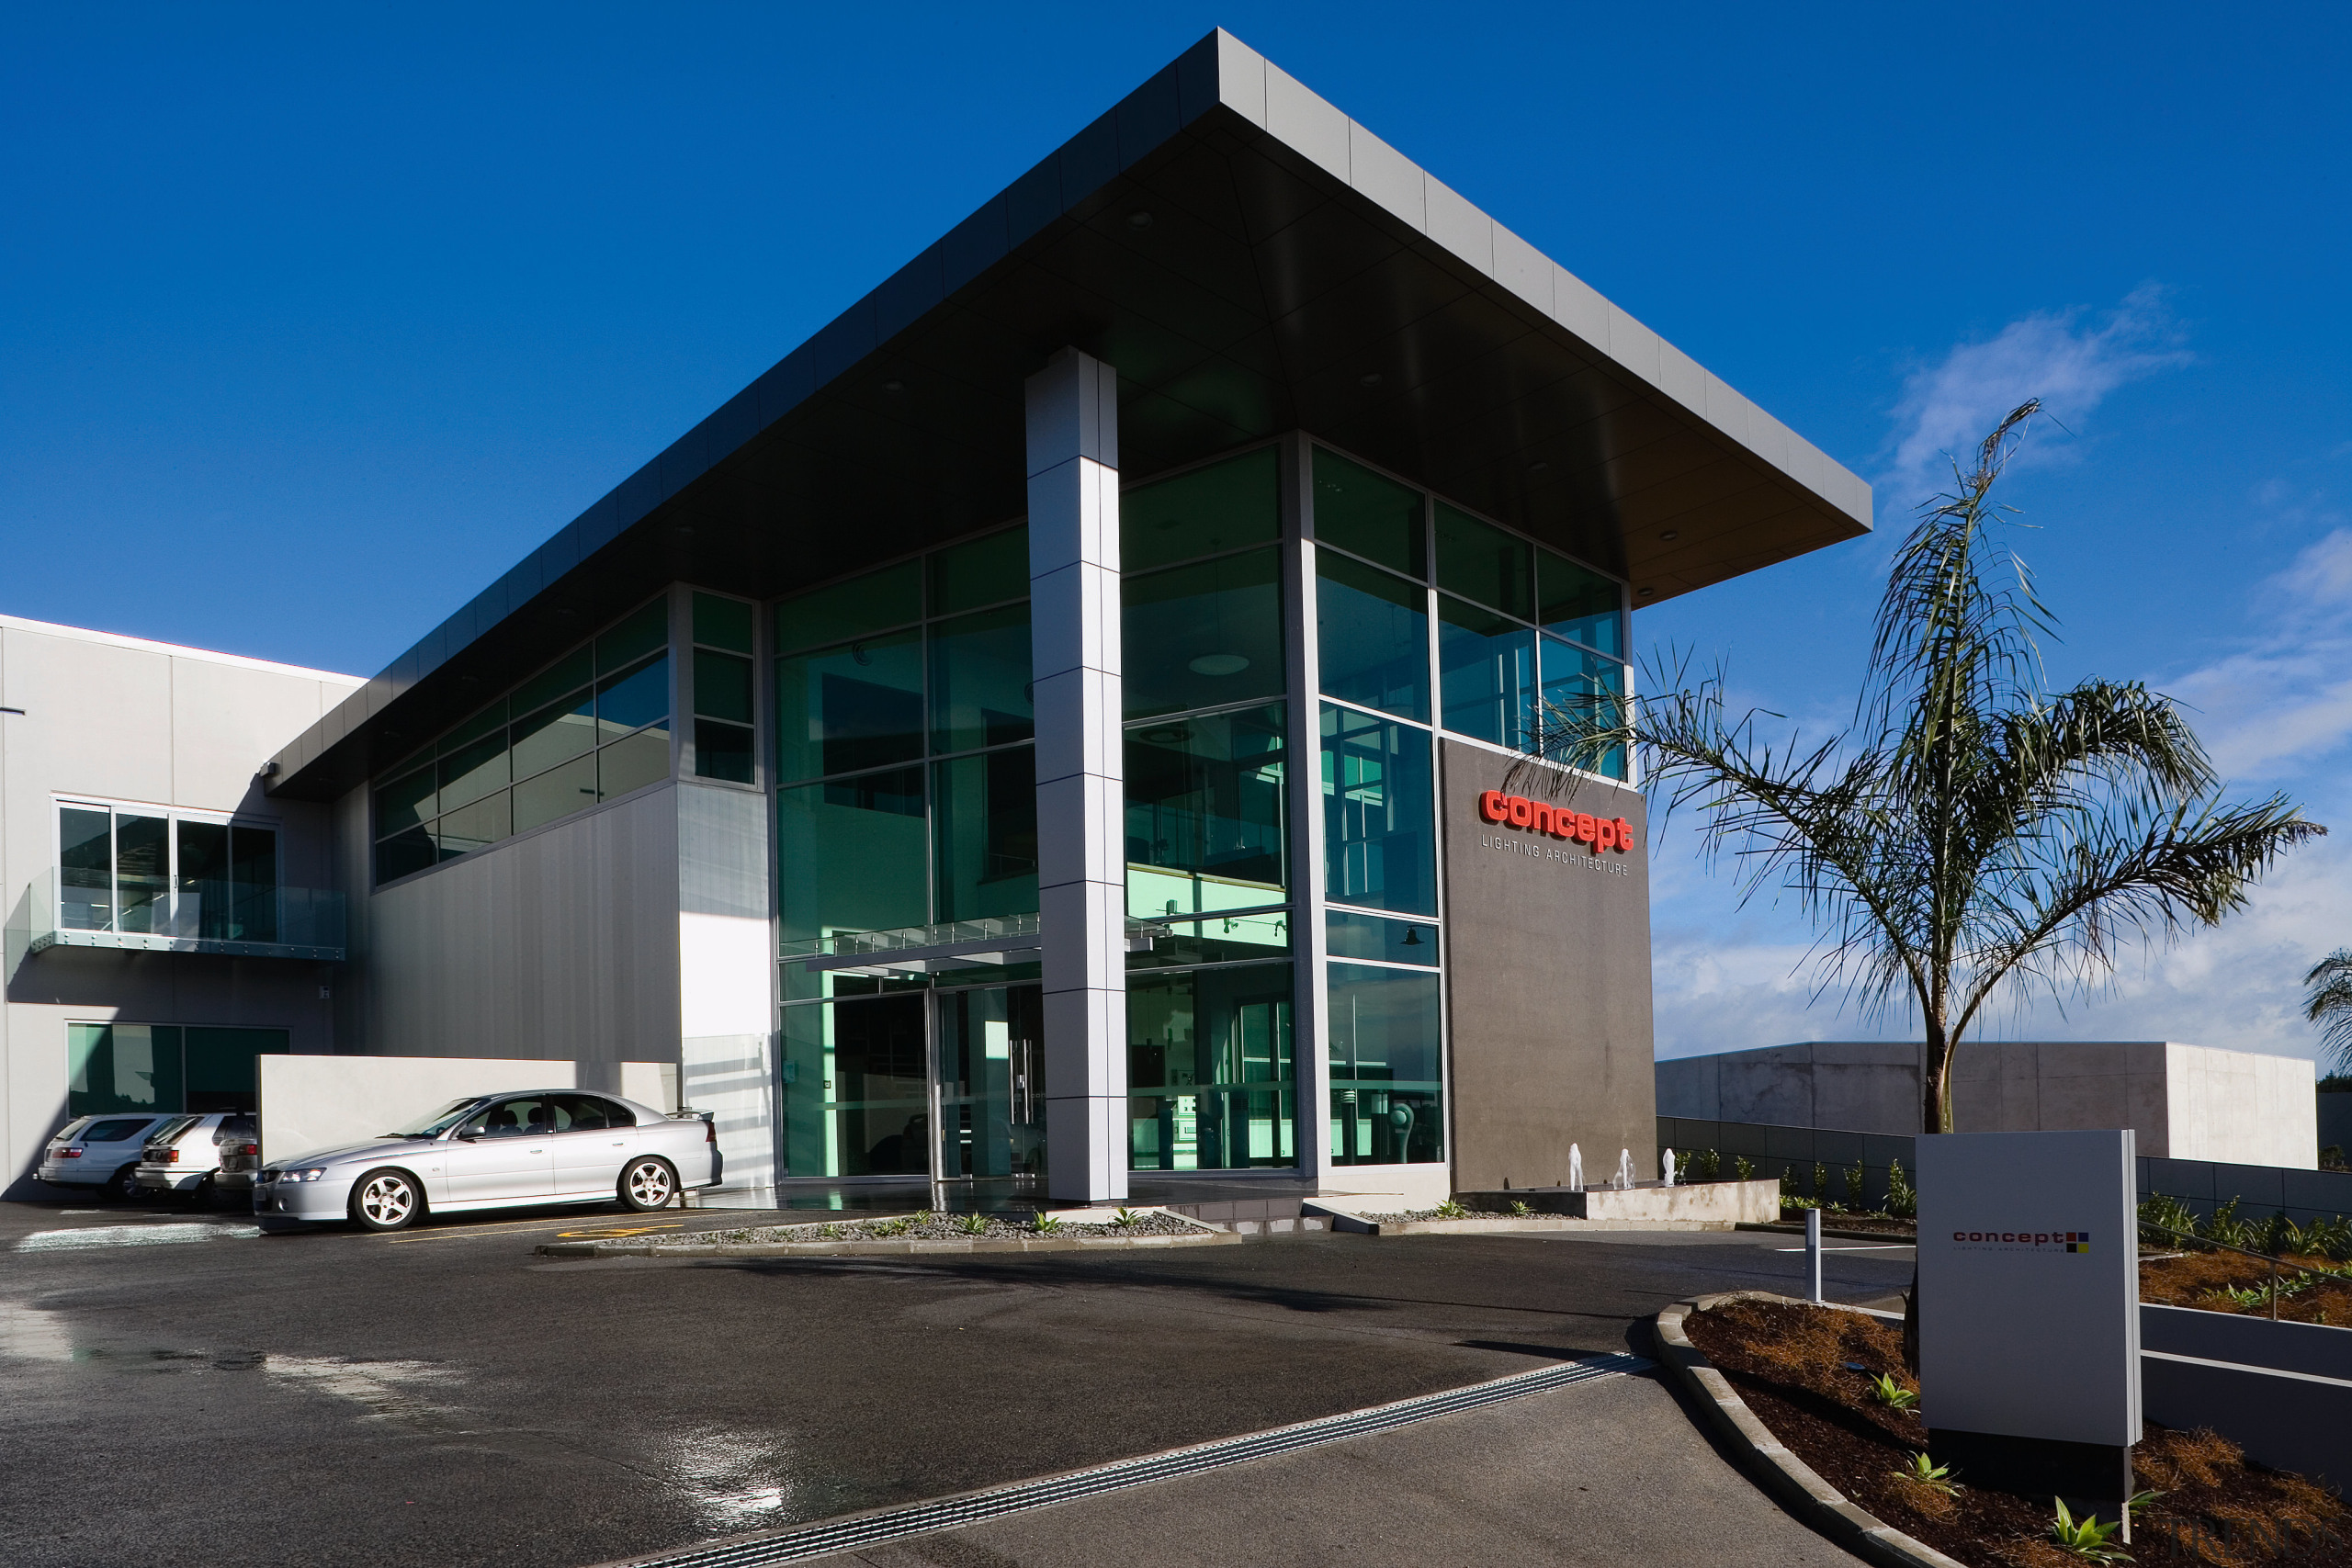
(675, 779, 775, 1195)
(2164, 1042, 2315, 1169)
(1025, 347, 1127, 1203)
(1, 615, 361, 1196)
(259, 1053, 669, 1165)
(1659, 1039, 2317, 1168)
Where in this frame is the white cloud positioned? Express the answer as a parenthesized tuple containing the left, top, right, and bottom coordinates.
(2161, 524, 2352, 780)
(1879, 284, 2191, 511)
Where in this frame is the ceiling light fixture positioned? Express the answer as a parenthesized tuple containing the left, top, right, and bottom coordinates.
(1126, 210, 1154, 229)
(1359, 372, 1384, 388)
(1658, 530, 1679, 541)
(1188, 653, 1250, 677)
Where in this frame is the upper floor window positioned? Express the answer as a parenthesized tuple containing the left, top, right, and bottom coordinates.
(57, 804, 278, 941)
(370, 596, 670, 886)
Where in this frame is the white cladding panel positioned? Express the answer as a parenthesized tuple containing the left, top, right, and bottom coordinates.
(1917, 1130, 2141, 1446)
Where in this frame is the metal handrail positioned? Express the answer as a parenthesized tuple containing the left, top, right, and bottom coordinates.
(2134, 1215, 2328, 1322)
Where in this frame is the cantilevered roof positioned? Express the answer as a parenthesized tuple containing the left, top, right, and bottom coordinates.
(268, 28, 1870, 802)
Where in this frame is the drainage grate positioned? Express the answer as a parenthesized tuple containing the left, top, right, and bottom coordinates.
(608, 1351, 1650, 1568)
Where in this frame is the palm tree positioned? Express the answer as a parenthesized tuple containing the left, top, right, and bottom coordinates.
(2311, 951, 2352, 1070)
(1517, 400, 2326, 1134)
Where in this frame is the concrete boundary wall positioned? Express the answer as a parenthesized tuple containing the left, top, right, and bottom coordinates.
(260, 1055, 672, 1164)
(1660, 1116, 2352, 1228)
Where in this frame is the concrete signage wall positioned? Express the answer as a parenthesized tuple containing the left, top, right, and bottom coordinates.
(260, 1055, 672, 1164)
(1917, 1129, 2140, 1506)
(1438, 742, 1655, 1190)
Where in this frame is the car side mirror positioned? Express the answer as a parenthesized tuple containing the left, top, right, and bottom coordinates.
(456, 1133, 479, 1143)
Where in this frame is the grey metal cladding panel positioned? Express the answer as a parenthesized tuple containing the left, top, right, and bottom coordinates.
(1060, 110, 1121, 211)
(939, 197, 1011, 296)
(1005, 156, 1063, 249)
(1114, 62, 1182, 168)
(802, 301, 878, 389)
(1487, 223, 1552, 313)
(1261, 59, 1350, 182)
(871, 243, 946, 344)
(1422, 177, 1492, 278)
(1347, 122, 1424, 232)
(752, 349, 817, 426)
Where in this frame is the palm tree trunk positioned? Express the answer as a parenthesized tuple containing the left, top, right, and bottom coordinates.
(1920, 1017, 1952, 1134)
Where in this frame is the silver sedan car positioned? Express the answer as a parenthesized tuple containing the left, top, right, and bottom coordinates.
(255, 1090, 718, 1232)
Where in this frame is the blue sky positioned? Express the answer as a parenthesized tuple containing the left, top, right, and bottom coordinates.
(6, 5, 2348, 1065)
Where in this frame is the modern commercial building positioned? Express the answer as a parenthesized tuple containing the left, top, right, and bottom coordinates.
(5, 32, 1870, 1207)
(1657, 1040, 2320, 1169)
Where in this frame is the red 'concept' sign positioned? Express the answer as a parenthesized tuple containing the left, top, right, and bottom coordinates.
(1477, 791, 1634, 855)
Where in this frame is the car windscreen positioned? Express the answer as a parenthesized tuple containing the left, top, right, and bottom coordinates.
(81, 1118, 147, 1144)
(382, 1098, 484, 1138)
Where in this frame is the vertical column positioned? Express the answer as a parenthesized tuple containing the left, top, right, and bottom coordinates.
(1282, 433, 1333, 1190)
(1026, 348, 1127, 1204)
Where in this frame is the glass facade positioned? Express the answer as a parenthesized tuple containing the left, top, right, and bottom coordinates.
(762, 437, 1623, 1184)
(66, 1022, 289, 1116)
(772, 525, 1035, 962)
(774, 526, 1042, 1182)
(60, 805, 279, 941)
(692, 591, 757, 784)
(1119, 448, 1295, 1171)
(371, 595, 673, 884)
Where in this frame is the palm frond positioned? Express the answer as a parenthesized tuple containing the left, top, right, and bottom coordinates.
(2309, 949, 2352, 1071)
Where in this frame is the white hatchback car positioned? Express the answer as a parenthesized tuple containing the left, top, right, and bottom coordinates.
(135, 1112, 257, 1204)
(39, 1114, 176, 1200)
(255, 1089, 718, 1232)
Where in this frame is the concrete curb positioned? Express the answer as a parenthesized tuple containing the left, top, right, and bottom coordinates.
(1653, 1292, 1968, 1568)
(1306, 1200, 1734, 1237)
(536, 1231, 1246, 1259)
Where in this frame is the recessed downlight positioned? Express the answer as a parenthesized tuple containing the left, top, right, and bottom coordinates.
(1126, 210, 1154, 229)
(1658, 530, 1679, 541)
(1359, 372, 1384, 388)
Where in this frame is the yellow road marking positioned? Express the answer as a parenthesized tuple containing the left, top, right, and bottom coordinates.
(383, 1215, 685, 1245)
(553, 1222, 684, 1238)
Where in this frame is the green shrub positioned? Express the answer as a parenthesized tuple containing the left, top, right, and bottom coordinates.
(1433, 1198, 1470, 1219)
(1813, 1161, 1830, 1201)
(1509, 1200, 1532, 1217)
(1868, 1372, 1919, 1412)
(2047, 1498, 2129, 1562)
(957, 1211, 990, 1235)
(1893, 1451, 1959, 1495)
(1884, 1158, 1917, 1219)
(1697, 1148, 1723, 1180)
(1735, 1155, 1755, 1181)
(1843, 1162, 1866, 1211)
(1031, 1213, 1065, 1235)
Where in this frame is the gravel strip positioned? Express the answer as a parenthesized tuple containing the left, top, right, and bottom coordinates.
(689, 1209, 1204, 1245)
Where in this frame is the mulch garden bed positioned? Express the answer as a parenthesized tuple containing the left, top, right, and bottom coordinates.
(1682, 1297, 2350, 1566)
(1775, 1210, 1920, 1236)
(2142, 1250, 2352, 1326)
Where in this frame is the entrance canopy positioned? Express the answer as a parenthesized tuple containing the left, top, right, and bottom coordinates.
(270, 28, 1870, 803)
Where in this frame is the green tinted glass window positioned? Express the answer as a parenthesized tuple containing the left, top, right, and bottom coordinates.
(514, 753, 599, 833)
(1123, 447, 1281, 573)
(1127, 963, 1295, 1171)
(929, 603, 1034, 754)
(1538, 637, 1629, 780)
(440, 699, 509, 754)
(1314, 448, 1424, 578)
(932, 746, 1038, 921)
(436, 730, 509, 811)
(374, 766, 437, 837)
(1538, 547, 1623, 657)
(694, 649, 754, 724)
(1321, 703, 1437, 917)
(929, 526, 1029, 615)
(1325, 908, 1439, 967)
(596, 598, 668, 674)
(774, 626, 923, 784)
(1316, 548, 1430, 723)
(1437, 595, 1536, 750)
(775, 767, 930, 945)
(509, 649, 592, 717)
(1125, 703, 1286, 920)
(598, 727, 671, 799)
(695, 719, 755, 784)
(1121, 547, 1284, 720)
(781, 993, 931, 1178)
(596, 653, 669, 737)
(1327, 962, 1443, 1165)
(435, 792, 511, 860)
(693, 592, 755, 653)
(1435, 504, 1532, 619)
(510, 694, 596, 780)
(775, 560, 923, 657)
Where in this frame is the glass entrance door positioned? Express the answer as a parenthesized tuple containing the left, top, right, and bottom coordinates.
(934, 984, 1046, 1187)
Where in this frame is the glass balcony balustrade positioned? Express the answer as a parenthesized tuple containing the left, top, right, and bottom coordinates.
(7, 868, 346, 963)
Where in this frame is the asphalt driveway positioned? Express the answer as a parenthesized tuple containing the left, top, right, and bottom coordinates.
(0, 1196, 1913, 1568)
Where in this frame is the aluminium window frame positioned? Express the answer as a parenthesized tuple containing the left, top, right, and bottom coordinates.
(51, 795, 285, 940)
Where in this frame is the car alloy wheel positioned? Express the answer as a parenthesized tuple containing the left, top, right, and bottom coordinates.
(103, 1166, 140, 1201)
(350, 1169, 421, 1232)
(620, 1157, 675, 1212)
